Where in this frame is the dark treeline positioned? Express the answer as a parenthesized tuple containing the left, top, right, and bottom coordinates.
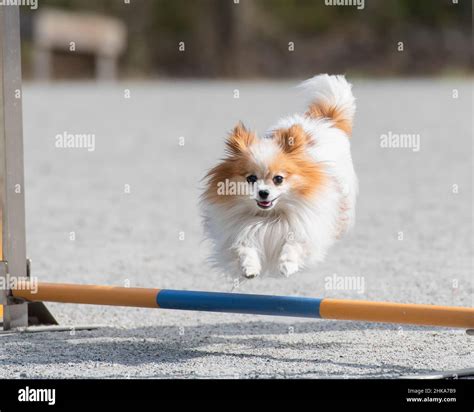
(20, 0, 472, 78)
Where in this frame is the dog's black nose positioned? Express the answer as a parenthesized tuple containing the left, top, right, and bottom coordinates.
(258, 190, 270, 199)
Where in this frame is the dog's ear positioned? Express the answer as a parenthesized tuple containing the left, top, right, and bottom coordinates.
(225, 122, 255, 156)
(274, 124, 310, 154)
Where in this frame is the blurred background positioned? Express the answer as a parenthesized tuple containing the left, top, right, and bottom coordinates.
(19, 0, 472, 80)
(2, 1, 471, 378)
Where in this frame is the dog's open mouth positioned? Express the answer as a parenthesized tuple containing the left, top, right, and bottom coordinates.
(256, 200, 274, 209)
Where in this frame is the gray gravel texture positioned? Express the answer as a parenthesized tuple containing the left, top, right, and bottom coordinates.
(1, 79, 472, 378)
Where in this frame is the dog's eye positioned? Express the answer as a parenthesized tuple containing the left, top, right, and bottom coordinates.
(246, 175, 258, 184)
(273, 175, 284, 185)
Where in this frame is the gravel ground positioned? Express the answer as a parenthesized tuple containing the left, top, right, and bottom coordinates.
(1, 79, 472, 378)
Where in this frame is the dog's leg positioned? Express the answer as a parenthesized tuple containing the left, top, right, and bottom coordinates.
(236, 246, 261, 279)
(279, 242, 304, 277)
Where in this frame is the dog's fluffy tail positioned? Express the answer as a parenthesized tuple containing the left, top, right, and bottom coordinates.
(299, 74, 355, 136)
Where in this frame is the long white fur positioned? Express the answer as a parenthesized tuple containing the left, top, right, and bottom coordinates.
(201, 74, 358, 279)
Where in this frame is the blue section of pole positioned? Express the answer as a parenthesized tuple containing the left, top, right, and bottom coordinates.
(156, 289, 322, 318)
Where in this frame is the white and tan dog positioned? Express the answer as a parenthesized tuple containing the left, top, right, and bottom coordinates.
(201, 74, 357, 279)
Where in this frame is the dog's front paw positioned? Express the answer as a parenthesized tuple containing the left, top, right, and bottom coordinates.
(242, 266, 260, 279)
(241, 259, 261, 279)
(279, 242, 304, 277)
(279, 260, 299, 277)
(236, 246, 261, 279)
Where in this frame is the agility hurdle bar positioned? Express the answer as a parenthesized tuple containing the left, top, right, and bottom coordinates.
(9, 282, 474, 329)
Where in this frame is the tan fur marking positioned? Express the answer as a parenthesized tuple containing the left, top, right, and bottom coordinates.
(203, 122, 256, 204)
(307, 102, 352, 135)
(268, 150, 325, 199)
(269, 125, 325, 199)
(273, 124, 313, 153)
(225, 122, 256, 156)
